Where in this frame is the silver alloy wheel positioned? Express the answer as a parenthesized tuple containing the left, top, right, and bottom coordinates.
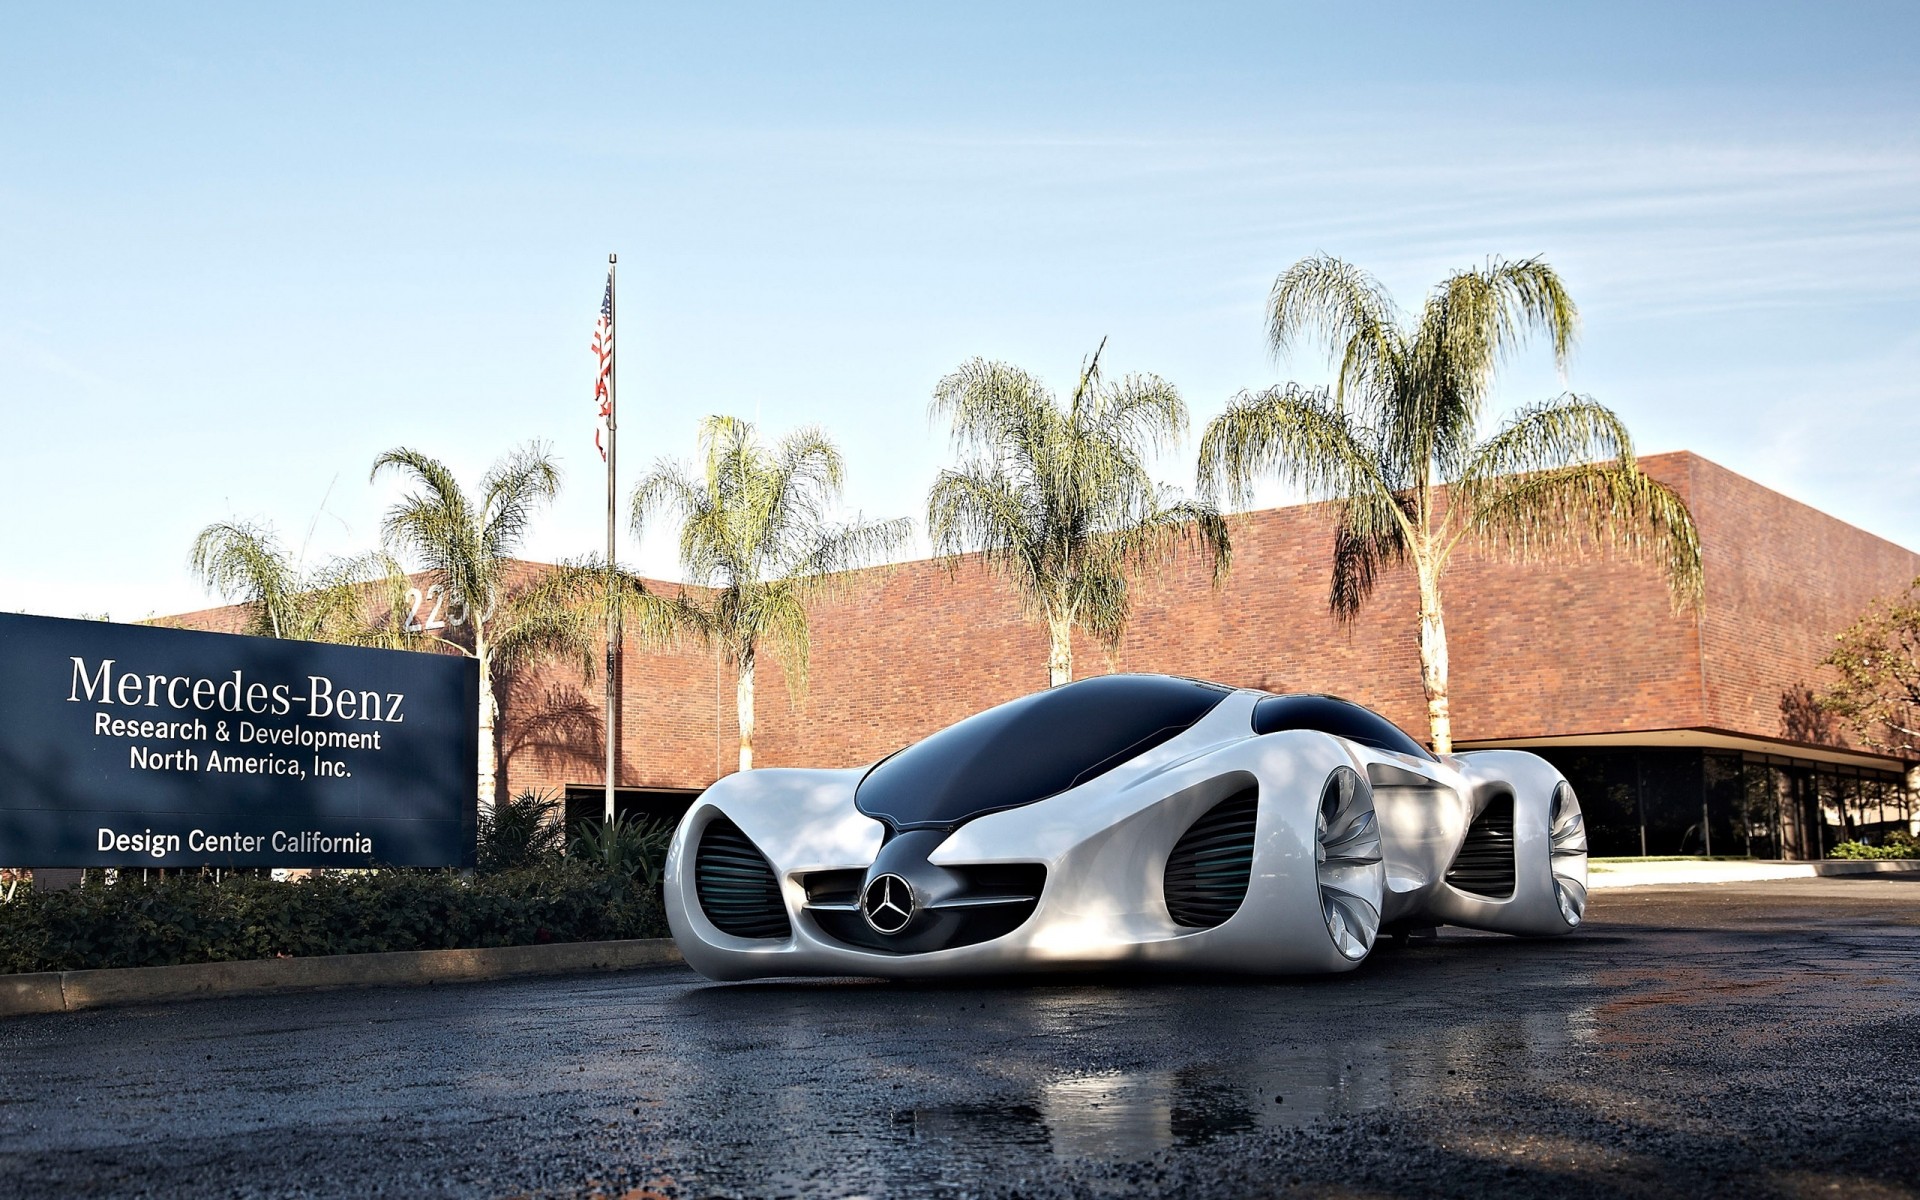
(1549, 782, 1589, 926)
(1316, 766, 1386, 960)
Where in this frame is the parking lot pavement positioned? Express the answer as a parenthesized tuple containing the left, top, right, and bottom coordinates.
(2, 877, 1917, 1199)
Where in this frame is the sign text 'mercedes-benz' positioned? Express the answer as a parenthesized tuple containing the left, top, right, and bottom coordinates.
(0, 613, 479, 869)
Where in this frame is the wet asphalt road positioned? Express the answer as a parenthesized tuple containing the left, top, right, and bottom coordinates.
(1, 878, 1917, 1200)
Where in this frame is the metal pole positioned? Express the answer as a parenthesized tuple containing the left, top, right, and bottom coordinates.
(604, 254, 619, 825)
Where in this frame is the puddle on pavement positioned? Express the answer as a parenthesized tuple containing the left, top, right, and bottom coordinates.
(897, 1008, 1593, 1161)
(900, 1060, 1372, 1161)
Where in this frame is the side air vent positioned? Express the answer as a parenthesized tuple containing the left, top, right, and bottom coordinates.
(695, 818, 791, 939)
(1164, 787, 1259, 928)
(1446, 793, 1516, 899)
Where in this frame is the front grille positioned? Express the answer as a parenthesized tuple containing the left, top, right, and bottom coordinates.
(1446, 794, 1516, 899)
(802, 863, 1047, 955)
(1164, 787, 1258, 928)
(694, 818, 791, 939)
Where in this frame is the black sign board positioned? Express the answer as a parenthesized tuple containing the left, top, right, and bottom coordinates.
(0, 613, 478, 868)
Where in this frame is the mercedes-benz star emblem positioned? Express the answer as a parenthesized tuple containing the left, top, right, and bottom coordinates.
(861, 873, 916, 935)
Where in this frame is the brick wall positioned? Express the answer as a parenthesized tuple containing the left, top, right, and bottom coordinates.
(1682, 455, 1920, 742)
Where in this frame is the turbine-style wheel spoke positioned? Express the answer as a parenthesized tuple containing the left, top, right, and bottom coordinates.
(1549, 782, 1589, 927)
(1315, 767, 1385, 960)
(1553, 876, 1588, 926)
(1322, 889, 1380, 961)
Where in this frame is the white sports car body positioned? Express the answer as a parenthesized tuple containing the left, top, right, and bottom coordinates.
(664, 674, 1589, 980)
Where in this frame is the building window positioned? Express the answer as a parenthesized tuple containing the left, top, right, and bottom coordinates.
(1526, 747, 1909, 860)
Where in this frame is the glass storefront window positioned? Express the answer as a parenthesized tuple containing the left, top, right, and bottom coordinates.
(1527, 746, 1908, 860)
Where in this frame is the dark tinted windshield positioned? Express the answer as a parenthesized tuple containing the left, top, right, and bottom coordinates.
(1251, 694, 1435, 760)
(857, 675, 1232, 831)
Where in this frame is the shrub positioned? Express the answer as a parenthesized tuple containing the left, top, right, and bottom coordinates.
(570, 813, 674, 888)
(476, 788, 567, 873)
(1828, 831, 1920, 860)
(0, 860, 667, 975)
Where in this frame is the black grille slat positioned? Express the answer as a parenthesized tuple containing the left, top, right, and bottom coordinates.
(801, 868, 865, 906)
(695, 819, 791, 939)
(1446, 794, 1516, 898)
(1164, 789, 1258, 928)
(1168, 829, 1259, 855)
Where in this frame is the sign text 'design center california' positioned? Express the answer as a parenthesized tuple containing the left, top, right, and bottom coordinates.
(0, 613, 479, 868)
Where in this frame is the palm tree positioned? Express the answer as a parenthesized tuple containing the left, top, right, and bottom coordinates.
(631, 415, 910, 772)
(189, 520, 412, 646)
(927, 339, 1232, 687)
(371, 442, 597, 811)
(1199, 255, 1702, 754)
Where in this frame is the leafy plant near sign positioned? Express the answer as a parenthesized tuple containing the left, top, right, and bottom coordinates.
(570, 812, 675, 889)
(0, 861, 667, 975)
(475, 788, 567, 872)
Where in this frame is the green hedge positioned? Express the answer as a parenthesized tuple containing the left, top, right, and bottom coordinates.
(1827, 833, 1920, 860)
(0, 862, 668, 975)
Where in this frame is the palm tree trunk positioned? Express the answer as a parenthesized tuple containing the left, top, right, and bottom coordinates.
(1415, 557, 1452, 756)
(475, 634, 498, 815)
(736, 658, 755, 772)
(1047, 612, 1073, 688)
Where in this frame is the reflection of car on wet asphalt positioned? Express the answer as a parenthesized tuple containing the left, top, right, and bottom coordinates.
(666, 674, 1590, 980)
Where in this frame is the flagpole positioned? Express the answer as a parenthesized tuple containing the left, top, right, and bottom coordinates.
(604, 253, 619, 825)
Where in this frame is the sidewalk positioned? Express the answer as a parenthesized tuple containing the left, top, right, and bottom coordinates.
(1587, 857, 1920, 889)
(0, 937, 683, 1019)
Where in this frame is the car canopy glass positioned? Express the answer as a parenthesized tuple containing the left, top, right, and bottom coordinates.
(1250, 694, 1435, 761)
(856, 674, 1233, 831)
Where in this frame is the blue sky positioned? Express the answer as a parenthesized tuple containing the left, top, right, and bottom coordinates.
(4, 2, 1918, 618)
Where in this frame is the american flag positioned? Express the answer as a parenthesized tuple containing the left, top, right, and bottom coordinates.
(592, 270, 614, 461)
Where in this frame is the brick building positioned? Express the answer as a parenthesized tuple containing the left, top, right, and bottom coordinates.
(171, 451, 1920, 859)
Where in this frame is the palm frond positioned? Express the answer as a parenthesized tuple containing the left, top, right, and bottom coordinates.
(927, 464, 1045, 588)
(1196, 384, 1395, 516)
(785, 516, 913, 605)
(629, 459, 705, 532)
(1068, 336, 1109, 422)
(491, 596, 597, 678)
(1097, 496, 1234, 587)
(1091, 370, 1187, 456)
(1071, 565, 1131, 649)
(190, 521, 409, 647)
(1459, 395, 1633, 483)
(333, 553, 425, 650)
(190, 520, 296, 638)
(931, 359, 1051, 459)
(1267, 255, 1405, 406)
(1399, 257, 1580, 480)
(370, 447, 492, 615)
(479, 443, 561, 574)
(1467, 460, 1703, 609)
(1329, 494, 1410, 620)
(748, 581, 815, 699)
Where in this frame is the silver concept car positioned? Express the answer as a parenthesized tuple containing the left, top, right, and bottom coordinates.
(663, 674, 1589, 980)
